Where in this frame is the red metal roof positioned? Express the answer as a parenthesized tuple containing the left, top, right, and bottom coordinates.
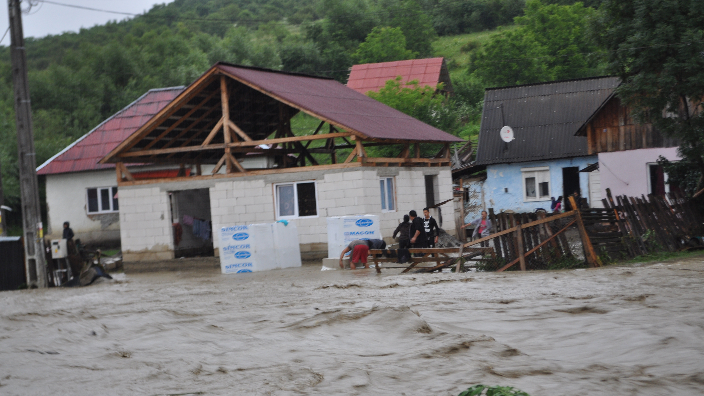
(217, 63, 462, 143)
(37, 87, 184, 175)
(346, 58, 446, 94)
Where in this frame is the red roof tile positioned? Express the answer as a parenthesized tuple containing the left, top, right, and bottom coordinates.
(346, 58, 446, 94)
(37, 87, 184, 175)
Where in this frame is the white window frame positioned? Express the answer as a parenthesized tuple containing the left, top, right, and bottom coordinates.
(86, 186, 119, 214)
(521, 167, 551, 202)
(274, 181, 319, 220)
(379, 177, 396, 212)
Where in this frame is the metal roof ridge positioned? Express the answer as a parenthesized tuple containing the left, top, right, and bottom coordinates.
(484, 75, 619, 91)
(216, 62, 335, 80)
(475, 153, 595, 166)
(36, 86, 183, 172)
(485, 86, 619, 102)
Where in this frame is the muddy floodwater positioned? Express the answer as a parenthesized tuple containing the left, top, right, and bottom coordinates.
(2, 255, 704, 396)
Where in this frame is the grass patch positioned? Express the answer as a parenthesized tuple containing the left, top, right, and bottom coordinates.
(432, 27, 516, 73)
(614, 249, 704, 266)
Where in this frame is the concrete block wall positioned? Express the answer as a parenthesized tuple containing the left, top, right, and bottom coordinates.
(119, 166, 456, 262)
(118, 186, 174, 261)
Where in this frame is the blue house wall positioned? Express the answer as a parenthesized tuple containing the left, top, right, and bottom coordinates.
(483, 156, 596, 213)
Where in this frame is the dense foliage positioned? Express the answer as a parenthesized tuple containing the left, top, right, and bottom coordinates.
(593, 0, 704, 194)
(0, 0, 611, 228)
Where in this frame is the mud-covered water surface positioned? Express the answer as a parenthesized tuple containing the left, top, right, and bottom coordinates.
(2, 256, 704, 396)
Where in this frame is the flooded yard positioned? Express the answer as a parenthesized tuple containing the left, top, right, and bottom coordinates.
(1, 254, 704, 395)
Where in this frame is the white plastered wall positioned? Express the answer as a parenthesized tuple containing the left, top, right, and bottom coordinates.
(118, 166, 456, 262)
(45, 169, 121, 244)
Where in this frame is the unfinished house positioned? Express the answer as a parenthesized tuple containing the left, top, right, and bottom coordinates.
(99, 62, 463, 263)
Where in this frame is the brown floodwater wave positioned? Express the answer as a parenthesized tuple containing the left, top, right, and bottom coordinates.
(1, 255, 704, 395)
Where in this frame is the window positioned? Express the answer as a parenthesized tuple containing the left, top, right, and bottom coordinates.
(380, 177, 395, 212)
(647, 163, 680, 196)
(275, 181, 318, 219)
(521, 167, 550, 201)
(87, 187, 118, 214)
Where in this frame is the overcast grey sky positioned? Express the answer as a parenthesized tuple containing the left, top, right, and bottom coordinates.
(0, 0, 176, 45)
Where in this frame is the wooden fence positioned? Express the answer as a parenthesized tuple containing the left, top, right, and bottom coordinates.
(592, 189, 704, 259)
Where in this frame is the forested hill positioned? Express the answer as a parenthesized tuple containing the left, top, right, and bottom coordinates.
(0, 0, 606, 218)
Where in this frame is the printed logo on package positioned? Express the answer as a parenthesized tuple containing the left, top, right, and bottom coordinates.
(355, 218, 373, 227)
(234, 251, 252, 259)
(232, 232, 249, 241)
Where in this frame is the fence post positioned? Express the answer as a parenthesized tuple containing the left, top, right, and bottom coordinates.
(569, 196, 602, 267)
(515, 224, 526, 271)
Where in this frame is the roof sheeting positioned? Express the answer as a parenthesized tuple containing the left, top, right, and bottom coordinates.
(474, 76, 620, 166)
(37, 87, 184, 175)
(218, 63, 461, 143)
(346, 57, 449, 94)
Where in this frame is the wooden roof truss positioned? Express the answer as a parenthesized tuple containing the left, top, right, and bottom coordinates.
(105, 72, 452, 185)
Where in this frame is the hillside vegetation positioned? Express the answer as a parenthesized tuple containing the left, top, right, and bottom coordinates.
(0, 0, 607, 227)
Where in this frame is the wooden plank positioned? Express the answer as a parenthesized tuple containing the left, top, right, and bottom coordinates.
(515, 224, 526, 271)
(569, 196, 602, 267)
(200, 117, 224, 147)
(344, 146, 357, 164)
(211, 153, 227, 174)
(226, 152, 246, 173)
(227, 120, 253, 142)
(119, 132, 353, 158)
(463, 210, 577, 248)
(497, 219, 576, 272)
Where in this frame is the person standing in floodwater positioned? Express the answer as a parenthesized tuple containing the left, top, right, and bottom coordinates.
(463, 210, 493, 247)
(393, 215, 411, 249)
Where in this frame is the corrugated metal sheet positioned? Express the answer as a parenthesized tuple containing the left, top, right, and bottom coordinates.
(37, 87, 184, 175)
(347, 58, 446, 94)
(218, 63, 462, 143)
(474, 76, 620, 166)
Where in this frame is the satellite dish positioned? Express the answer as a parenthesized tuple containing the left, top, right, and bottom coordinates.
(500, 126, 514, 142)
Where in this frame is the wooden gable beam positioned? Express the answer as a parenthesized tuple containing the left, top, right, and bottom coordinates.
(227, 120, 253, 142)
(200, 117, 224, 147)
(108, 69, 218, 159)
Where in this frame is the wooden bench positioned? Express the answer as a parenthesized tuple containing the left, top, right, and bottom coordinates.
(368, 247, 495, 273)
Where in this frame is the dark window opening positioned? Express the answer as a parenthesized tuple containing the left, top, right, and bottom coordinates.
(297, 182, 317, 217)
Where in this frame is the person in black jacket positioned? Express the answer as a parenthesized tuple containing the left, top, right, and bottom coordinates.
(62, 221, 74, 241)
(392, 215, 411, 249)
(422, 208, 439, 248)
(409, 210, 427, 250)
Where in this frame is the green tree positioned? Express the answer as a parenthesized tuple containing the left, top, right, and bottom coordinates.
(353, 26, 416, 64)
(470, 0, 601, 86)
(592, 0, 704, 192)
(378, 0, 437, 57)
(470, 29, 549, 86)
(368, 77, 461, 156)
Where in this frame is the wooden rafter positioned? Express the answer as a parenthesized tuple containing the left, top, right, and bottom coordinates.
(211, 153, 227, 174)
(142, 89, 219, 150)
(221, 76, 235, 173)
(200, 118, 224, 147)
(344, 146, 357, 163)
(355, 140, 366, 162)
(227, 120, 253, 142)
(161, 105, 219, 150)
(175, 117, 219, 150)
(115, 162, 134, 182)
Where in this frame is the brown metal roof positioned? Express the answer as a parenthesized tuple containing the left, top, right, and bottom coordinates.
(474, 76, 620, 166)
(100, 63, 462, 166)
(217, 63, 462, 142)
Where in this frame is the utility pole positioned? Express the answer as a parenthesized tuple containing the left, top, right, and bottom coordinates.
(0, 161, 7, 237)
(8, 0, 47, 288)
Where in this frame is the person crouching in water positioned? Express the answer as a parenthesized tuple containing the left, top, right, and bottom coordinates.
(463, 210, 493, 246)
(339, 239, 371, 270)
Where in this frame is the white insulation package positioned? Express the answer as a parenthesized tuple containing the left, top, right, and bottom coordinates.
(219, 222, 302, 274)
(326, 215, 381, 258)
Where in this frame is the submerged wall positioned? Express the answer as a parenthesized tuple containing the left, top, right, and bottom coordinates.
(118, 166, 455, 262)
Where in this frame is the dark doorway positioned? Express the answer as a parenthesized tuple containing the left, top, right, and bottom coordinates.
(562, 167, 580, 210)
